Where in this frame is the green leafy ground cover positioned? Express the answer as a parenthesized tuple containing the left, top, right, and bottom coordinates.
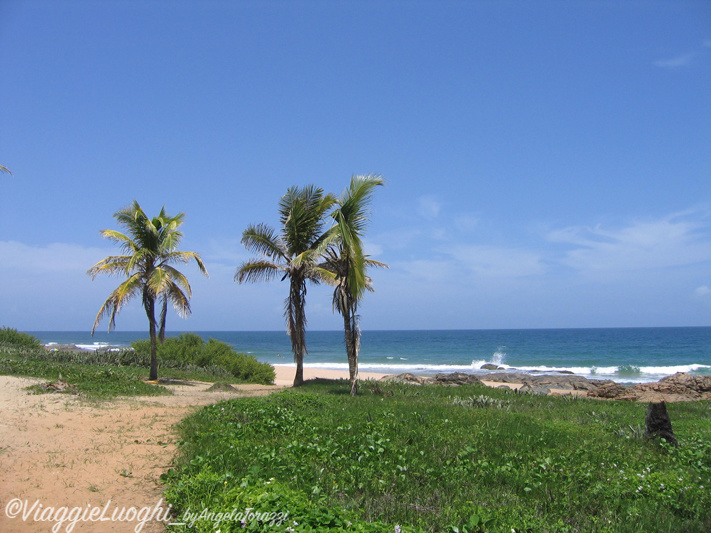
(0, 333, 274, 398)
(164, 380, 711, 533)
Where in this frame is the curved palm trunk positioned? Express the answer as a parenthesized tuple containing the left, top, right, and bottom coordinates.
(343, 303, 360, 396)
(288, 275, 307, 387)
(144, 289, 159, 381)
(158, 297, 167, 343)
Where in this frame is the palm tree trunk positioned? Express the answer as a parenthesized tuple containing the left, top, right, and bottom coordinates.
(144, 290, 158, 381)
(289, 276, 307, 387)
(343, 304, 360, 396)
(158, 296, 167, 343)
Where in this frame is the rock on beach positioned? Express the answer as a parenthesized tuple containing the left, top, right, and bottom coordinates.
(381, 371, 711, 402)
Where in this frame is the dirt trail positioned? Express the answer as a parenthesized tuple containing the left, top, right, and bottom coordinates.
(0, 376, 281, 532)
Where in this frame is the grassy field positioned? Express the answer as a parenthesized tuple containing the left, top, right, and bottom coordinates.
(0, 329, 275, 399)
(163, 380, 711, 532)
(0, 345, 259, 399)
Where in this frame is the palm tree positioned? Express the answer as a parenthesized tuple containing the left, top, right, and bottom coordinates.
(321, 175, 387, 395)
(87, 201, 208, 380)
(0, 165, 11, 175)
(235, 185, 336, 387)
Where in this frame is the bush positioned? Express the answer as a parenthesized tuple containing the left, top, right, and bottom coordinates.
(0, 327, 42, 349)
(132, 333, 275, 385)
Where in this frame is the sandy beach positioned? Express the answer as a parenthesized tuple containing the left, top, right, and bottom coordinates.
(271, 365, 389, 386)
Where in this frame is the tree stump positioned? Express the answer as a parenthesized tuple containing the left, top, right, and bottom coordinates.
(644, 401, 678, 446)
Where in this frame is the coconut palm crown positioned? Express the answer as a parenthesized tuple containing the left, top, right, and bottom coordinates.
(320, 175, 387, 395)
(88, 201, 208, 380)
(236, 185, 336, 387)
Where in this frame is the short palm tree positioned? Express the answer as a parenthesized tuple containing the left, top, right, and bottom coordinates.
(88, 201, 208, 380)
(236, 185, 336, 387)
(320, 175, 387, 395)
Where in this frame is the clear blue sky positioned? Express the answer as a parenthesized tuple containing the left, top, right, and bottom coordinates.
(1, 0, 710, 332)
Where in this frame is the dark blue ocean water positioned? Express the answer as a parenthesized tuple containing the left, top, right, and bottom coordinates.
(30, 328, 711, 384)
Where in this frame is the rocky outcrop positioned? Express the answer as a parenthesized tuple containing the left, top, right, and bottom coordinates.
(631, 373, 711, 401)
(432, 372, 482, 385)
(381, 372, 482, 386)
(483, 372, 600, 392)
(381, 373, 428, 385)
(381, 371, 711, 402)
(587, 381, 632, 399)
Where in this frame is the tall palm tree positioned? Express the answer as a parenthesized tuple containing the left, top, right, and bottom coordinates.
(0, 164, 11, 175)
(236, 185, 336, 387)
(88, 201, 208, 380)
(320, 175, 387, 395)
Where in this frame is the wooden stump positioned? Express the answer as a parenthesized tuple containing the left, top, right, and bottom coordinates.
(644, 401, 678, 446)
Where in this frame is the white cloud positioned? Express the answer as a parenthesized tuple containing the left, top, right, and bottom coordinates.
(0, 241, 111, 273)
(447, 244, 545, 278)
(548, 210, 711, 274)
(454, 214, 479, 232)
(654, 52, 695, 68)
(361, 237, 384, 258)
(397, 258, 455, 284)
(695, 286, 711, 297)
(417, 196, 442, 220)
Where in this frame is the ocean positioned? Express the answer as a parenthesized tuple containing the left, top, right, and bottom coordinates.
(29, 327, 711, 384)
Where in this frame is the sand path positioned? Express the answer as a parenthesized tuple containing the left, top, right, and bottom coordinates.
(0, 375, 281, 533)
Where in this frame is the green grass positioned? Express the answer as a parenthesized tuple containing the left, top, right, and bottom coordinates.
(163, 380, 711, 532)
(0, 347, 171, 398)
(0, 344, 270, 399)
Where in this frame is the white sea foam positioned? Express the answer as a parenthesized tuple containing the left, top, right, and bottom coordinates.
(75, 342, 111, 351)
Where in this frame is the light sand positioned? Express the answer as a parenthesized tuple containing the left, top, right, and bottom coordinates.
(0, 376, 278, 532)
(272, 364, 387, 386)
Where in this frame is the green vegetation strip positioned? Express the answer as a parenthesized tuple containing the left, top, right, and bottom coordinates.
(0, 329, 275, 399)
(164, 381, 711, 533)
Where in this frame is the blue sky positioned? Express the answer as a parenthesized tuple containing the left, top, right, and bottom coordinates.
(1, 0, 710, 332)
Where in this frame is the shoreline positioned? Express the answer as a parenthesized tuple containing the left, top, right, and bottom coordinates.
(272, 365, 389, 387)
(272, 365, 711, 402)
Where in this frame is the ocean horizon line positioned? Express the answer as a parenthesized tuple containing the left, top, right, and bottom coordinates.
(26, 325, 711, 334)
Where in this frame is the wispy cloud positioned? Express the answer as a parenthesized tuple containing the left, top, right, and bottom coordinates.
(447, 244, 545, 278)
(548, 209, 711, 274)
(654, 52, 695, 68)
(417, 196, 442, 220)
(454, 214, 479, 232)
(654, 39, 711, 68)
(695, 285, 711, 298)
(0, 241, 111, 273)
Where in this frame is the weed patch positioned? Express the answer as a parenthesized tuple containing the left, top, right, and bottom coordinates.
(164, 382, 711, 531)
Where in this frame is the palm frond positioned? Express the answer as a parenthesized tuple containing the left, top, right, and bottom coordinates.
(241, 223, 286, 260)
(91, 274, 143, 333)
(335, 174, 385, 236)
(99, 230, 137, 255)
(87, 256, 132, 279)
(235, 259, 283, 284)
(163, 281, 192, 318)
(160, 264, 193, 297)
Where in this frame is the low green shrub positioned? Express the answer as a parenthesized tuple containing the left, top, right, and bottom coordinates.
(0, 327, 42, 349)
(132, 333, 275, 385)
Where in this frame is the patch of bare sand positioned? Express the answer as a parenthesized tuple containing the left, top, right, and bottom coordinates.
(0, 376, 280, 533)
